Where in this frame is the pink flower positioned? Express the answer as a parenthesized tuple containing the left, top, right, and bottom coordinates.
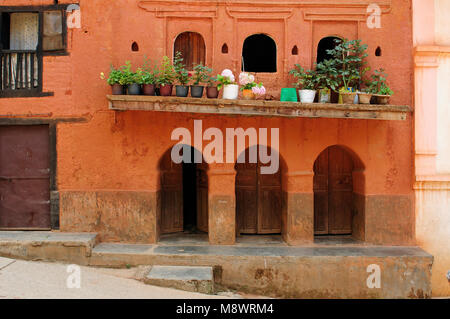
(239, 72, 255, 86)
(221, 69, 235, 83)
(252, 85, 266, 95)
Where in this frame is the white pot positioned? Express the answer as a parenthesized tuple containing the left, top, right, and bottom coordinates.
(299, 89, 316, 103)
(223, 84, 239, 100)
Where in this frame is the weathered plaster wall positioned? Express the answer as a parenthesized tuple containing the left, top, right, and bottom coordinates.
(1, 1, 415, 247)
(413, 0, 450, 297)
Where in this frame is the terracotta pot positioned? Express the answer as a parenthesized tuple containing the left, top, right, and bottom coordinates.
(341, 92, 357, 104)
(298, 89, 316, 103)
(359, 92, 373, 104)
(111, 84, 124, 95)
(190, 85, 204, 98)
(127, 83, 141, 95)
(242, 89, 256, 100)
(206, 86, 219, 98)
(375, 94, 391, 105)
(142, 84, 155, 96)
(159, 84, 173, 96)
(176, 85, 189, 97)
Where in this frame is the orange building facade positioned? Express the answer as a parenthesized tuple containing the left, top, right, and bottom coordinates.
(0, 1, 416, 249)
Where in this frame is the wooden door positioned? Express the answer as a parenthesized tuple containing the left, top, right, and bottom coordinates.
(173, 32, 206, 70)
(196, 166, 208, 232)
(160, 153, 183, 234)
(314, 146, 353, 235)
(236, 147, 282, 234)
(0, 125, 51, 229)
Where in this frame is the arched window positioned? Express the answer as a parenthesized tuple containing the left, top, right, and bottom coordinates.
(242, 34, 277, 73)
(317, 36, 341, 63)
(173, 32, 206, 70)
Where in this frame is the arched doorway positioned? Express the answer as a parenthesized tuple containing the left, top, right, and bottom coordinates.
(159, 146, 208, 234)
(317, 36, 341, 63)
(173, 32, 206, 70)
(314, 146, 354, 235)
(235, 146, 282, 234)
(242, 34, 277, 73)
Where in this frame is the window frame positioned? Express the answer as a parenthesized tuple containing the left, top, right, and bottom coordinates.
(0, 4, 70, 98)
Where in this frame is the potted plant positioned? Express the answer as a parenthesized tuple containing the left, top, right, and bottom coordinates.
(191, 63, 210, 98)
(120, 61, 142, 95)
(326, 38, 368, 104)
(100, 65, 126, 95)
(315, 59, 339, 103)
(157, 56, 176, 96)
(173, 51, 190, 97)
(289, 64, 318, 103)
(206, 74, 219, 99)
(217, 69, 238, 100)
(367, 68, 394, 105)
(141, 57, 158, 96)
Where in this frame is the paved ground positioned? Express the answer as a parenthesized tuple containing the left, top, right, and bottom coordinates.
(0, 257, 238, 299)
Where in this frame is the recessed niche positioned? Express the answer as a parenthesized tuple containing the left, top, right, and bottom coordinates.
(221, 43, 229, 54)
(375, 46, 382, 56)
(292, 45, 298, 55)
(132, 42, 139, 52)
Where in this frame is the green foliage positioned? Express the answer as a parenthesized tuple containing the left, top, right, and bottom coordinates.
(326, 38, 368, 90)
(216, 75, 234, 91)
(101, 65, 124, 85)
(289, 64, 318, 90)
(206, 75, 217, 87)
(140, 56, 158, 85)
(120, 61, 137, 85)
(365, 68, 394, 95)
(173, 51, 190, 85)
(192, 63, 211, 85)
(315, 59, 340, 92)
(157, 56, 176, 86)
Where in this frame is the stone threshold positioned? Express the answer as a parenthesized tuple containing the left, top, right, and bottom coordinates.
(107, 95, 411, 121)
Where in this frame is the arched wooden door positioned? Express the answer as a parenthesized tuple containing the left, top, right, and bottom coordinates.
(235, 147, 282, 234)
(174, 32, 206, 70)
(314, 146, 353, 235)
(160, 149, 208, 234)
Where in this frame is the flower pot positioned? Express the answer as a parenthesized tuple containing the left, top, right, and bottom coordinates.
(127, 83, 141, 95)
(160, 84, 173, 96)
(341, 92, 357, 104)
(142, 84, 155, 96)
(111, 84, 124, 95)
(318, 88, 331, 103)
(176, 85, 189, 97)
(299, 89, 316, 103)
(206, 86, 219, 99)
(242, 89, 256, 100)
(358, 92, 373, 104)
(375, 94, 391, 105)
(222, 84, 239, 100)
(280, 88, 298, 102)
(190, 85, 204, 98)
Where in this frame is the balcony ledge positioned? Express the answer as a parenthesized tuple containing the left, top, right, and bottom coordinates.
(107, 95, 411, 121)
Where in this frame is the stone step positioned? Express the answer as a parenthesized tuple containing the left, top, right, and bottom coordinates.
(142, 265, 215, 294)
(0, 231, 98, 265)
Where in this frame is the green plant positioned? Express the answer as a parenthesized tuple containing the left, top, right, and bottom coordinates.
(157, 56, 176, 86)
(365, 68, 394, 95)
(192, 63, 210, 86)
(315, 59, 339, 92)
(173, 51, 190, 85)
(120, 61, 138, 85)
(140, 57, 158, 85)
(206, 75, 217, 87)
(289, 64, 318, 90)
(216, 69, 236, 91)
(100, 65, 125, 85)
(326, 38, 368, 90)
